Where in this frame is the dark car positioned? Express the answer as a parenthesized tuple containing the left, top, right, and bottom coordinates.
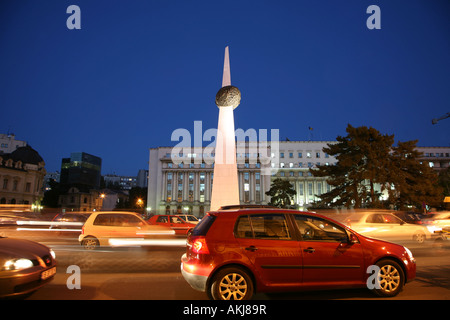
(0, 237, 56, 298)
(0, 214, 34, 227)
(181, 207, 416, 300)
(392, 211, 424, 225)
(51, 212, 90, 229)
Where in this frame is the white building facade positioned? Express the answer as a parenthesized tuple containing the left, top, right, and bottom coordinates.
(0, 134, 27, 154)
(147, 141, 450, 217)
(147, 141, 336, 216)
(417, 146, 450, 172)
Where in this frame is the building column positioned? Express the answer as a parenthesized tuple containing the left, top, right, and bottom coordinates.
(250, 172, 255, 203)
(172, 171, 177, 203)
(161, 172, 166, 202)
(183, 172, 188, 201)
(205, 172, 210, 202)
(194, 172, 199, 202)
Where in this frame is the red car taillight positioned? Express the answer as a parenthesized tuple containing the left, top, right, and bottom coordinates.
(192, 237, 209, 254)
(81, 225, 85, 234)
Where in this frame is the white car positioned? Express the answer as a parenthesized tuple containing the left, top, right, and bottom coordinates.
(79, 211, 175, 250)
(342, 211, 434, 244)
(421, 212, 450, 233)
(177, 214, 199, 224)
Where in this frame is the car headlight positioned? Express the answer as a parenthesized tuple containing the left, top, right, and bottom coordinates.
(4, 258, 34, 271)
(50, 249, 56, 260)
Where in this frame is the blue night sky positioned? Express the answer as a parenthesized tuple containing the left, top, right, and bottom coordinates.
(1, 0, 449, 176)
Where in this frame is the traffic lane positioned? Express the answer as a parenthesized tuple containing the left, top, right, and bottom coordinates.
(54, 246, 186, 273)
(27, 252, 450, 300)
(27, 272, 206, 300)
(28, 264, 450, 300)
(45, 236, 450, 275)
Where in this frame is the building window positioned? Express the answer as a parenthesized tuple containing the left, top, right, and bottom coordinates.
(211, 173, 214, 191)
(255, 184, 261, 202)
(166, 181, 172, 202)
(178, 173, 184, 201)
(199, 173, 205, 203)
(188, 173, 194, 202)
(177, 184, 183, 202)
(3, 179, 8, 190)
(244, 172, 250, 202)
(189, 183, 194, 201)
(308, 183, 313, 196)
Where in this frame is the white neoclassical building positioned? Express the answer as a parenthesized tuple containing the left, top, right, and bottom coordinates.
(146, 140, 336, 216)
(146, 140, 450, 217)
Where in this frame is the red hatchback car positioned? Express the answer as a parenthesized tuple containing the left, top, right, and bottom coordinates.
(181, 206, 416, 300)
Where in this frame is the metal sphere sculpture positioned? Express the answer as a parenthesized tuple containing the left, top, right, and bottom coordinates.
(215, 85, 241, 109)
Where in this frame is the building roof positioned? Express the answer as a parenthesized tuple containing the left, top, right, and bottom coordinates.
(9, 145, 44, 165)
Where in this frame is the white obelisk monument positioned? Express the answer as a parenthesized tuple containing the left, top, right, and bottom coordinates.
(210, 46, 241, 211)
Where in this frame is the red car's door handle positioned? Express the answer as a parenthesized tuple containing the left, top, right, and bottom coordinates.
(303, 247, 315, 253)
(245, 246, 258, 252)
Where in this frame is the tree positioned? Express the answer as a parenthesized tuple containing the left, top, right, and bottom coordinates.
(311, 125, 444, 210)
(115, 187, 148, 210)
(388, 140, 443, 210)
(311, 124, 393, 208)
(42, 179, 63, 208)
(265, 178, 296, 208)
(438, 167, 450, 198)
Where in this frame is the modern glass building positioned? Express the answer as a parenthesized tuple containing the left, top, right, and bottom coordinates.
(60, 152, 102, 189)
